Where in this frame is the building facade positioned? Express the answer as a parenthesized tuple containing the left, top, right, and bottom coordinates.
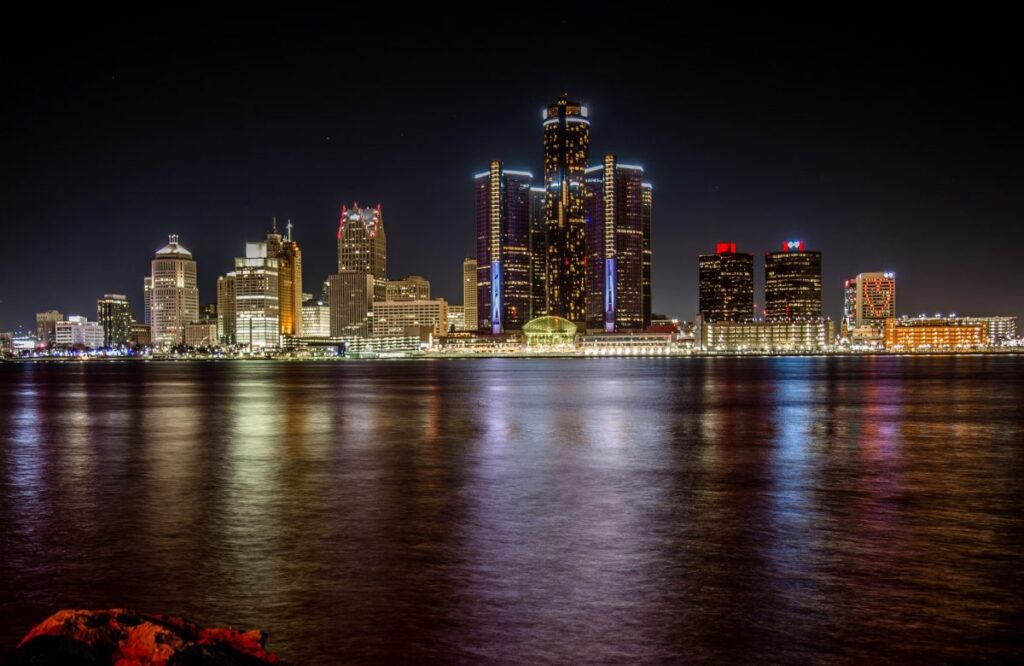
(337, 203, 387, 301)
(883, 317, 986, 350)
(641, 182, 653, 328)
(266, 219, 303, 339)
(185, 322, 218, 347)
(529, 186, 547, 318)
(373, 299, 449, 338)
(475, 161, 532, 333)
(764, 240, 822, 321)
(385, 275, 430, 301)
(584, 156, 645, 332)
(216, 275, 236, 344)
(96, 294, 133, 346)
(232, 242, 280, 349)
(55, 316, 105, 348)
(447, 305, 465, 332)
(543, 94, 590, 324)
(462, 258, 477, 332)
(35, 310, 63, 345)
(149, 235, 199, 347)
(700, 318, 835, 352)
(843, 272, 896, 338)
(329, 271, 374, 338)
(301, 298, 331, 338)
(698, 243, 755, 323)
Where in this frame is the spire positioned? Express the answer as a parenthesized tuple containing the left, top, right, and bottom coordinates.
(286, 219, 293, 242)
(271, 216, 278, 234)
(169, 234, 179, 244)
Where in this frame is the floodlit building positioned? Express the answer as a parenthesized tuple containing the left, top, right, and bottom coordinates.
(522, 315, 578, 348)
(329, 271, 374, 338)
(337, 203, 387, 300)
(373, 299, 449, 338)
(843, 272, 896, 339)
(266, 219, 303, 338)
(55, 316, 105, 348)
(584, 156, 646, 333)
(232, 242, 280, 349)
(883, 316, 986, 350)
(149, 235, 199, 347)
(698, 243, 754, 323)
(764, 241, 822, 321)
(96, 294, 133, 346)
(301, 298, 331, 338)
(699, 317, 835, 352)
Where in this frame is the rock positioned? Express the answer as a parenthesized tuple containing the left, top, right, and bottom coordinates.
(3, 608, 281, 665)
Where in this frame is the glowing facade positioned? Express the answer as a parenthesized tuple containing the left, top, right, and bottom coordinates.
(543, 94, 590, 324)
(764, 241, 822, 321)
(149, 235, 199, 347)
(329, 271, 374, 338)
(462, 258, 478, 332)
(641, 182, 653, 328)
(337, 203, 387, 301)
(96, 294, 132, 346)
(475, 161, 532, 333)
(529, 186, 547, 317)
(232, 242, 280, 349)
(699, 244, 755, 323)
(584, 156, 645, 332)
(843, 271, 896, 338)
(884, 317, 985, 350)
(266, 219, 303, 339)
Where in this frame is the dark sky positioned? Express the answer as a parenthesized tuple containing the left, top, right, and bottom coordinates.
(1, 7, 1021, 331)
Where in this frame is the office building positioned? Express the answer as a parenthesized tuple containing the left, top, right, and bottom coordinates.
(447, 305, 465, 332)
(266, 219, 303, 338)
(385, 275, 430, 301)
(149, 235, 199, 347)
(96, 294, 133, 346)
(55, 316, 105, 348)
(216, 275, 236, 345)
(301, 298, 331, 338)
(700, 318, 835, 352)
(698, 243, 754, 323)
(584, 156, 645, 332)
(883, 316, 986, 350)
(475, 161, 532, 333)
(529, 186, 547, 317)
(337, 203, 387, 300)
(764, 240, 822, 321)
(130, 323, 151, 347)
(641, 182, 653, 328)
(373, 299, 449, 338)
(199, 303, 217, 324)
(463, 258, 478, 332)
(329, 271, 374, 338)
(843, 272, 896, 338)
(35, 310, 63, 345)
(185, 322, 218, 347)
(232, 242, 280, 349)
(543, 94, 590, 324)
(143, 277, 152, 325)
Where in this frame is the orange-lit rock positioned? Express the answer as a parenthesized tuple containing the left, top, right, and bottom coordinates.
(5, 608, 280, 665)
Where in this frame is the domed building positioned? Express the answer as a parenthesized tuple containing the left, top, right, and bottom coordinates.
(522, 316, 578, 348)
(149, 235, 199, 347)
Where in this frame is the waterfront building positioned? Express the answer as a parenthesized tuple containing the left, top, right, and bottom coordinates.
(463, 258, 478, 332)
(337, 203, 387, 300)
(301, 298, 331, 338)
(969, 316, 1018, 344)
(216, 275, 236, 344)
(475, 161, 532, 333)
(35, 310, 63, 345)
(232, 242, 280, 349)
(96, 294, 133, 346)
(385, 275, 430, 301)
(543, 94, 590, 324)
(130, 323, 151, 347)
(764, 241, 822, 321)
(698, 243, 754, 323)
(329, 271, 374, 338)
(641, 182, 653, 328)
(529, 186, 547, 318)
(266, 219, 303, 338)
(843, 272, 896, 339)
(373, 298, 449, 338)
(584, 156, 645, 332)
(149, 235, 199, 347)
(883, 316, 985, 351)
(55, 316, 105, 348)
(522, 315, 578, 348)
(447, 305, 465, 332)
(699, 317, 835, 352)
(184, 322, 217, 347)
(579, 332, 674, 356)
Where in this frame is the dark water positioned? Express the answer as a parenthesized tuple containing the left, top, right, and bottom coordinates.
(1, 357, 1023, 663)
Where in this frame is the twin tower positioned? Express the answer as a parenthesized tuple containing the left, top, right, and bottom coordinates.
(475, 95, 653, 335)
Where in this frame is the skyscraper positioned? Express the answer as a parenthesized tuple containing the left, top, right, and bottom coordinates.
(96, 294, 132, 346)
(329, 271, 374, 338)
(543, 94, 590, 324)
(641, 182, 653, 328)
(462, 258, 478, 332)
(843, 271, 896, 336)
(698, 243, 755, 323)
(149, 235, 199, 347)
(337, 203, 387, 301)
(385, 275, 430, 301)
(232, 242, 280, 349)
(764, 241, 822, 321)
(216, 275, 236, 344)
(266, 219, 304, 339)
(529, 186, 547, 318)
(475, 161, 532, 333)
(583, 156, 645, 332)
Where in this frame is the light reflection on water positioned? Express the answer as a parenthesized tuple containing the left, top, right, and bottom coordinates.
(1, 357, 1023, 663)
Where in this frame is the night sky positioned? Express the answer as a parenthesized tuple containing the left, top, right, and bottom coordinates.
(2, 8, 1020, 331)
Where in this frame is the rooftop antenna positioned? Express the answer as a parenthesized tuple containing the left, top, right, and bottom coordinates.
(169, 234, 179, 244)
(286, 219, 293, 242)
(271, 216, 278, 234)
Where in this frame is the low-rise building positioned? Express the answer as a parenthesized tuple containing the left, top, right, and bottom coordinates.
(883, 316, 988, 351)
(373, 299, 448, 338)
(55, 316, 105, 348)
(185, 322, 218, 347)
(699, 317, 835, 352)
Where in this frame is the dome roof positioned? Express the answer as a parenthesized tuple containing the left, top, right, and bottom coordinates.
(522, 316, 578, 334)
(155, 234, 192, 258)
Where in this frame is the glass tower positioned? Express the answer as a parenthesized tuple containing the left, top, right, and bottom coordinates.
(764, 241, 823, 321)
(698, 243, 755, 323)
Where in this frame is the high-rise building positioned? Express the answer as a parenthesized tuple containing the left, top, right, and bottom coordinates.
(385, 276, 430, 301)
(641, 182, 653, 328)
(844, 272, 896, 335)
(884, 316, 986, 351)
(373, 299, 449, 338)
(266, 219, 303, 339)
(96, 294, 133, 346)
(584, 156, 645, 332)
(447, 305, 465, 332)
(301, 298, 331, 338)
(698, 243, 755, 323)
(463, 258, 477, 332)
(543, 94, 590, 324)
(149, 235, 199, 347)
(142, 278, 152, 325)
(529, 186, 547, 317)
(35, 310, 63, 345)
(216, 275, 236, 344)
(337, 203, 387, 300)
(475, 161, 532, 333)
(329, 271, 374, 338)
(764, 241, 822, 321)
(232, 242, 280, 349)
(55, 316, 105, 348)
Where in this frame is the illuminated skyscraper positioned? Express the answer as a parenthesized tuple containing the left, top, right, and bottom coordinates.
(529, 186, 547, 317)
(329, 271, 374, 337)
(337, 203, 387, 300)
(149, 235, 199, 347)
(698, 243, 755, 323)
(462, 258, 477, 332)
(584, 156, 645, 332)
(216, 275, 236, 344)
(231, 242, 280, 349)
(543, 94, 590, 324)
(641, 182, 653, 327)
(96, 294, 133, 346)
(764, 241, 822, 321)
(475, 161, 532, 333)
(266, 219, 303, 338)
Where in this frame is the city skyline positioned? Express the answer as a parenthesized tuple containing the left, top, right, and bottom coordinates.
(1, 8, 1021, 331)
